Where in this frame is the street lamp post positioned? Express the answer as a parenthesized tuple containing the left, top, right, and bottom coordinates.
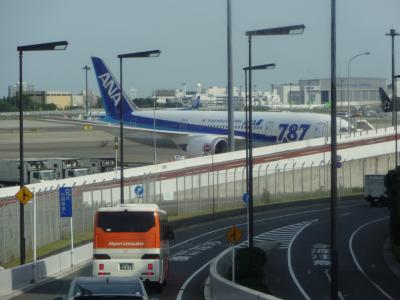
(347, 51, 370, 130)
(83, 65, 91, 117)
(153, 99, 157, 165)
(17, 40, 68, 265)
(245, 24, 304, 250)
(330, 1, 338, 297)
(226, 0, 234, 152)
(394, 74, 400, 167)
(243, 63, 275, 244)
(117, 50, 161, 204)
(386, 29, 399, 167)
(114, 136, 119, 179)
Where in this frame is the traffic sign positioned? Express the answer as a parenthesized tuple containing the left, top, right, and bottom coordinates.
(134, 185, 144, 198)
(203, 143, 211, 153)
(336, 154, 342, 162)
(336, 161, 342, 168)
(242, 192, 249, 205)
(59, 187, 72, 217)
(226, 226, 242, 244)
(15, 186, 33, 205)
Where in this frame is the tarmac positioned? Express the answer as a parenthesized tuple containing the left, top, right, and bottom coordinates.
(0, 118, 184, 164)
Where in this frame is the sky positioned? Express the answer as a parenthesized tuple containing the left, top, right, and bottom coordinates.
(1, 0, 400, 98)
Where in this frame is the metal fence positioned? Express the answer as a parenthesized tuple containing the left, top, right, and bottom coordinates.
(0, 153, 394, 266)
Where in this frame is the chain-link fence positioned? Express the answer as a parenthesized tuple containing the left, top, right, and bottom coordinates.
(0, 153, 394, 266)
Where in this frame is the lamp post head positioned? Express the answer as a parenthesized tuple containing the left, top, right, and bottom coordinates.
(117, 50, 161, 59)
(243, 63, 276, 71)
(386, 29, 400, 37)
(83, 65, 91, 71)
(17, 41, 68, 52)
(246, 24, 305, 36)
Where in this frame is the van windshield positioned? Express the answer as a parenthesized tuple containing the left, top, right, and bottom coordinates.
(97, 211, 155, 233)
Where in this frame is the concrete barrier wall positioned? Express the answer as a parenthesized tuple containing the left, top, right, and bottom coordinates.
(209, 248, 282, 300)
(0, 243, 92, 297)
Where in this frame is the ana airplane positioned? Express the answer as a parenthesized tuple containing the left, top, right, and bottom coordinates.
(379, 87, 399, 112)
(91, 56, 349, 157)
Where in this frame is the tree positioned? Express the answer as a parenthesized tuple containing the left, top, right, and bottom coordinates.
(385, 168, 400, 246)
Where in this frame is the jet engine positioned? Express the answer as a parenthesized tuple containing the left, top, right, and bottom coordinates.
(185, 136, 228, 157)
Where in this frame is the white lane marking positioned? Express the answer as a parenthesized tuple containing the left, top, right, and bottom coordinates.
(287, 219, 318, 300)
(171, 240, 221, 262)
(176, 259, 213, 300)
(349, 217, 394, 300)
(170, 205, 343, 250)
(172, 203, 361, 298)
(176, 220, 318, 299)
(324, 269, 345, 300)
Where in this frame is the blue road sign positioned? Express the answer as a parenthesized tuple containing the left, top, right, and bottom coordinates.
(59, 187, 72, 218)
(336, 161, 342, 168)
(134, 185, 144, 197)
(242, 192, 249, 205)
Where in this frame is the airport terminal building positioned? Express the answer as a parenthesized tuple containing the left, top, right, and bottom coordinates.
(277, 77, 387, 108)
(24, 91, 73, 109)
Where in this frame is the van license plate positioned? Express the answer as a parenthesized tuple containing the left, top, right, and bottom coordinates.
(119, 263, 133, 270)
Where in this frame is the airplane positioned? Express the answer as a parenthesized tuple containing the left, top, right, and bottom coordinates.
(182, 95, 200, 110)
(91, 56, 349, 157)
(379, 87, 399, 112)
(165, 95, 201, 111)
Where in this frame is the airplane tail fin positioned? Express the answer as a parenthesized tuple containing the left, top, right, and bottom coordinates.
(178, 95, 201, 110)
(91, 56, 139, 119)
(192, 95, 201, 109)
(379, 87, 393, 112)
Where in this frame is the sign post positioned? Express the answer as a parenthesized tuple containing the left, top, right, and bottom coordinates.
(226, 226, 242, 282)
(59, 187, 73, 266)
(32, 188, 37, 282)
(33, 188, 36, 262)
(15, 185, 33, 266)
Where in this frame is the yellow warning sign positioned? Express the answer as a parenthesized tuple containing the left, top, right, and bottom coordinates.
(15, 186, 33, 205)
(226, 225, 242, 244)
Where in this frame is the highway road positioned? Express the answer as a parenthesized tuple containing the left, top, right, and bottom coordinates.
(6, 198, 399, 300)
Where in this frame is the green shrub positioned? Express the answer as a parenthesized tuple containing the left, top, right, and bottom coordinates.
(385, 168, 400, 245)
(235, 246, 267, 281)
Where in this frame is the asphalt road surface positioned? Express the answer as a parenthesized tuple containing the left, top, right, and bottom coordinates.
(6, 198, 400, 300)
(0, 118, 185, 164)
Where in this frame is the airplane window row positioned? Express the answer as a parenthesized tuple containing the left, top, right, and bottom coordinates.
(206, 124, 263, 130)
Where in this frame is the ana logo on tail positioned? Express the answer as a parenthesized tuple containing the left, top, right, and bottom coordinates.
(192, 96, 200, 109)
(379, 88, 393, 112)
(98, 72, 121, 107)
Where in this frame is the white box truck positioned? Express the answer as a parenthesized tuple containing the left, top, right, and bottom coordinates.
(364, 174, 388, 206)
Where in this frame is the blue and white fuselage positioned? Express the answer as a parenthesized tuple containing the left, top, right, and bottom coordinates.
(92, 56, 349, 157)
